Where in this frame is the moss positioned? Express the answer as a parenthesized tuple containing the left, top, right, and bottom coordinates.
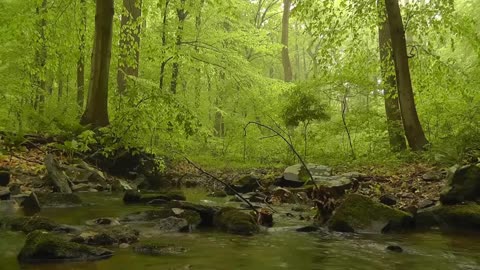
(4, 216, 73, 233)
(416, 204, 480, 230)
(122, 208, 201, 226)
(133, 242, 187, 256)
(36, 193, 83, 207)
(213, 207, 259, 235)
(328, 194, 412, 233)
(18, 231, 113, 263)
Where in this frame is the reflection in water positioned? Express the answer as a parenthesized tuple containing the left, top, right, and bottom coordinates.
(0, 191, 479, 270)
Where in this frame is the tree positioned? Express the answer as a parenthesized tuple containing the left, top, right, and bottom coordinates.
(80, 0, 114, 128)
(385, 0, 428, 151)
(281, 0, 293, 82)
(378, 1, 406, 152)
(33, 0, 48, 112)
(117, 0, 142, 95)
(170, 0, 188, 94)
(76, 0, 87, 110)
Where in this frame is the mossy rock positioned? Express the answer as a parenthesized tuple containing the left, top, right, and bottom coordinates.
(213, 207, 259, 235)
(224, 175, 260, 195)
(3, 216, 76, 234)
(71, 226, 139, 246)
(133, 242, 187, 256)
(18, 231, 113, 263)
(36, 193, 83, 207)
(121, 208, 201, 227)
(440, 165, 480, 204)
(123, 190, 186, 204)
(416, 204, 480, 231)
(327, 194, 413, 233)
(164, 201, 220, 226)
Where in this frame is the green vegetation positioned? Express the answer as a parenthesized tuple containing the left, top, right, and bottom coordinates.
(1, 0, 480, 168)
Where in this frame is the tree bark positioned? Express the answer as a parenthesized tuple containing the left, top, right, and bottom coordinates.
(80, 0, 114, 128)
(170, 0, 188, 94)
(33, 0, 48, 112)
(76, 0, 86, 110)
(159, 0, 170, 90)
(117, 0, 142, 95)
(385, 0, 428, 151)
(378, 2, 406, 152)
(281, 0, 293, 82)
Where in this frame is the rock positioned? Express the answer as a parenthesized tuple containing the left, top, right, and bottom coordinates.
(155, 216, 190, 232)
(0, 170, 10, 186)
(379, 194, 397, 206)
(121, 208, 201, 228)
(71, 226, 139, 246)
(147, 199, 169, 205)
(0, 187, 11, 200)
(422, 171, 444, 182)
(296, 225, 319, 232)
(119, 243, 130, 249)
(21, 192, 41, 216)
(207, 190, 227, 198)
(133, 243, 187, 256)
(418, 199, 435, 209)
(72, 183, 91, 192)
(327, 194, 413, 233)
(18, 231, 113, 263)
(3, 216, 76, 233)
(213, 207, 259, 235)
(224, 175, 260, 195)
(36, 192, 82, 207)
(45, 154, 72, 193)
(440, 165, 480, 204)
(85, 218, 120, 226)
(9, 183, 21, 195)
(416, 204, 480, 231)
(111, 178, 133, 192)
(279, 164, 333, 187)
(123, 190, 186, 204)
(164, 201, 220, 226)
(386, 245, 403, 253)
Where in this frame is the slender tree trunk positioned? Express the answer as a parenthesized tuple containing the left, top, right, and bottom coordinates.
(281, 0, 293, 82)
(378, 2, 406, 152)
(80, 0, 114, 128)
(34, 0, 47, 112)
(170, 0, 188, 94)
(385, 0, 428, 151)
(77, 0, 86, 110)
(159, 0, 170, 90)
(117, 0, 142, 95)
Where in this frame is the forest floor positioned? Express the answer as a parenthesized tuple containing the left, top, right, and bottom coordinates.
(0, 145, 447, 214)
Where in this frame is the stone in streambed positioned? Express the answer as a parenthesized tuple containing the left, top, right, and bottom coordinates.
(440, 165, 480, 204)
(123, 190, 186, 204)
(0, 170, 10, 187)
(133, 243, 187, 256)
(2, 216, 77, 234)
(121, 208, 201, 229)
(71, 226, 139, 246)
(213, 207, 259, 235)
(224, 175, 260, 195)
(0, 187, 10, 200)
(17, 231, 113, 263)
(163, 201, 220, 227)
(35, 192, 83, 208)
(416, 204, 480, 231)
(20, 192, 41, 216)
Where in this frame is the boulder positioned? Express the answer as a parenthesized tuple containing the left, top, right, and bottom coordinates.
(327, 194, 413, 233)
(72, 183, 91, 192)
(18, 231, 113, 263)
(224, 175, 260, 195)
(164, 201, 220, 226)
(45, 154, 72, 193)
(278, 164, 332, 187)
(121, 208, 201, 228)
(0, 187, 10, 200)
(123, 190, 186, 204)
(440, 165, 480, 204)
(422, 171, 444, 182)
(0, 170, 10, 186)
(36, 192, 82, 207)
(21, 192, 41, 216)
(416, 204, 480, 231)
(3, 216, 76, 233)
(133, 243, 187, 256)
(213, 207, 259, 235)
(154, 216, 190, 232)
(85, 218, 121, 226)
(379, 194, 397, 206)
(71, 226, 139, 246)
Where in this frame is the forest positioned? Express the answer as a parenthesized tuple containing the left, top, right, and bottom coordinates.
(0, 0, 480, 269)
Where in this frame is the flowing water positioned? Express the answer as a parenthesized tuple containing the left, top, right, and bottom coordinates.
(1, 190, 480, 270)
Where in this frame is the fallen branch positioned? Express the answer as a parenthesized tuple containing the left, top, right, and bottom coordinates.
(184, 157, 259, 215)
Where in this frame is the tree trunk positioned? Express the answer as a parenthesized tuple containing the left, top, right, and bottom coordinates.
(117, 0, 142, 95)
(378, 2, 406, 152)
(159, 0, 170, 90)
(80, 0, 114, 128)
(76, 0, 86, 110)
(385, 0, 428, 151)
(33, 0, 48, 112)
(170, 0, 188, 94)
(281, 0, 293, 82)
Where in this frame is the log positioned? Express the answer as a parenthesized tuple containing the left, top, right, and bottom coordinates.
(45, 154, 72, 193)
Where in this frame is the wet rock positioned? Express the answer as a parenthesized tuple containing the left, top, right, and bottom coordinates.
(418, 199, 435, 209)
(440, 165, 480, 204)
(416, 204, 480, 231)
(72, 183, 91, 192)
(164, 201, 220, 226)
(147, 199, 169, 205)
(85, 218, 120, 226)
(123, 190, 186, 204)
(18, 231, 113, 263)
(207, 190, 227, 198)
(422, 171, 444, 182)
(111, 178, 133, 192)
(21, 192, 41, 216)
(155, 216, 190, 232)
(121, 208, 201, 228)
(0, 170, 10, 186)
(3, 216, 76, 233)
(71, 226, 139, 246)
(224, 175, 260, 195)
(327, 194, 413, 233)
(9, 183, 21, 195)
(213, 207, 259, 235)
(278, 164, 332, 187)
(379, 194, 397, 206)
(36, 192, 82, 207)
(133, 243, 187, 256)
(296, 225, 319, 232)
(386, 245, 403, 253)
(45, 154, 72, 193)
(0, 187, 11, 200)
(119, 243, 130, 249)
